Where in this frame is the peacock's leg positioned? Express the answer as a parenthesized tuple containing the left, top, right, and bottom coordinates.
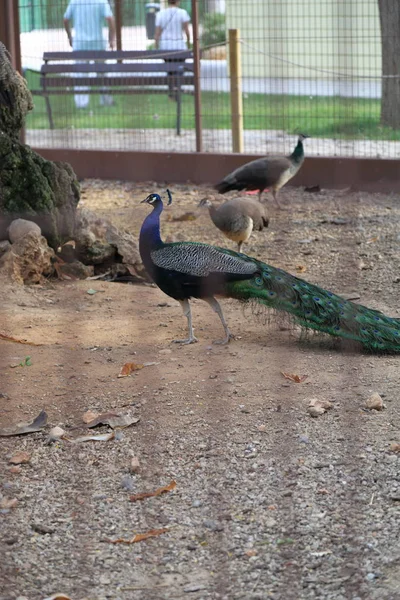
(204, 297, 234, 345)
(173, 299, 199, 344)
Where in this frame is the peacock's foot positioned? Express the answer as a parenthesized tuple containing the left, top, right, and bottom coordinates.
(173, 336, 199, 345)
(213, 333, 235, 345)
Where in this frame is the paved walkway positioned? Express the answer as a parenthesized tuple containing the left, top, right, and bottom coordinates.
(26, 127, 400, 158)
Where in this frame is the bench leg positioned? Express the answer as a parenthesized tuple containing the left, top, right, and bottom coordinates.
(44, 95, 54, 129)
(176, 87, 182, 136)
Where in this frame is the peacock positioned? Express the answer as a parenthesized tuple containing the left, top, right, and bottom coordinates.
(214, 134, 309, 209)
(198, 196, 269, 252)
(139, 192, 400, 351)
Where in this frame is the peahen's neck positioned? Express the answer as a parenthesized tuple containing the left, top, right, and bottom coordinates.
(290, 139, 304, 164)
(139, 201, 163, 256)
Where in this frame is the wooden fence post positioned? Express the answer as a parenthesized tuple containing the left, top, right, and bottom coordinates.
(229, 28, 243, 153)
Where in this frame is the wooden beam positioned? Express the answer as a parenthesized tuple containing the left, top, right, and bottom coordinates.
(229, 28, 243, 153)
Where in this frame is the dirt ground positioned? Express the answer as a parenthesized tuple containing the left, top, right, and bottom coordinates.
(1, 182, 400, 600)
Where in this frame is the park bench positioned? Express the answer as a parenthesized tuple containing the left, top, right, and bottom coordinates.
(29, 50, 195, 135)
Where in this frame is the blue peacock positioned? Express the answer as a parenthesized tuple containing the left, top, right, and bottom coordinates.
(139, 192, 400, 351)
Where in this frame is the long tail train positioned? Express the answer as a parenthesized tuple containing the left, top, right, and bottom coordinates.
(224, 256, 400, 353)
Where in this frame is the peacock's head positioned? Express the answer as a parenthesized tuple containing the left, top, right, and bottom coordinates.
(198, 197, 212, 208)
(142, 193, 162, 206)
(141, 189, 173, 207)
(298, 133, 310, 142)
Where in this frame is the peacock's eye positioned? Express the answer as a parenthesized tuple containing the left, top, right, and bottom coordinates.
(255, 276, 263, 286)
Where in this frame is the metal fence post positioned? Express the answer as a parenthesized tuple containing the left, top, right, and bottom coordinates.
(191, 0, 203, 153)
(229, 28, 243, 153)
(115, 0, 122, 52)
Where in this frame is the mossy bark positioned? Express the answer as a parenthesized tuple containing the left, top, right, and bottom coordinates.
(0, 136, 80, 249)
(0, 43, 80, 249)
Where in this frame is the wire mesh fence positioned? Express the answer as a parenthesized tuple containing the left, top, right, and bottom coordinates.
(20, 0, 400, 158)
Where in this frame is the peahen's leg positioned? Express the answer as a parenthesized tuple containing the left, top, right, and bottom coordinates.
(173, 299, 199, 344)
(204, 297, 234, 345)
(272, 189, 286, 210)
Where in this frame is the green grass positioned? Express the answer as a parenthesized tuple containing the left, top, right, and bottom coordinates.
(25, 71, 400, 141)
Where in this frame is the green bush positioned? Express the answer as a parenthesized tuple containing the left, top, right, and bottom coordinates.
(201, 13, 226, 49)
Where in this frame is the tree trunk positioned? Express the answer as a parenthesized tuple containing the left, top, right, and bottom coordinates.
(378, 0, 400, 128)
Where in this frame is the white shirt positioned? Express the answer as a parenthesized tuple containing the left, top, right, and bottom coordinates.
(155, 7, 190, 50)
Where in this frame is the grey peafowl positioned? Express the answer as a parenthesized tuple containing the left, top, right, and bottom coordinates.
(214, 134, 309, 209)
(198, 196, 269, 252)
(139, 192, 400, 351)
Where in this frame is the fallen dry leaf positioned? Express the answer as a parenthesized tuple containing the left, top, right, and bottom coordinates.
(0, 331, 42, 346)
(0, 497, 18, 509)
(389, 442, 400, 453)
(118, 362, 144, 378)
(281, 372, 308, 383)
(130, 480, 176, 502)
(296, 265, 307, 273)
(82, 410, 100, 424)
(0, 410, 47, 437)
(68, 432, 115, 443)
(106, 528, 168, 544)
(86, 412, 140, 429)
(9, 451, 31, 465)
(245, 549, 257, 557)
(307, 398, 333, 417)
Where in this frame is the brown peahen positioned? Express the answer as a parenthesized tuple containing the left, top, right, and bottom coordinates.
(214, 134, 308, 209)
(139, 192, 400, 351)
(198, 196, 269, 252)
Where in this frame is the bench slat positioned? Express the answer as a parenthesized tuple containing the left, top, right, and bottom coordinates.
(43, 50, 193, 61)
(39, 76, 194, 88)
(41, 62, 194, 74)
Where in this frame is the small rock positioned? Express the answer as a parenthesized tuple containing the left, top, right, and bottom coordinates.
(8, 219, 41, 243)
(192, 499, 202, 508)
(129, 456, 140, 473)
(48, 426, 65, 441)
(121, 475, 135, 492)
(82, 410, 100, 423)
(31, 522, 55, 535)
(203, 519, 223, 532)
(56, 260, 94, 280)
(365, 392, 384, 411)
(159, 349, 172, 355)
(183, 584, 206, 593)
(0, 240, 11, 255)
(9, 466, 22, 474)
(0, 497, 18, 509)
(389, 442, 400, 453)
(9, 451, 31, 465)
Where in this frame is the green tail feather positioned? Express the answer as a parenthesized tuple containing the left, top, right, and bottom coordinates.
(225, 257, 400, 352)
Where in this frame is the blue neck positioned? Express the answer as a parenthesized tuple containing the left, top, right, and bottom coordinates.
(140, 199, 164, 252)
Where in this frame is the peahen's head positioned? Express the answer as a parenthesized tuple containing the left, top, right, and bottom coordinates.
(298, 133, 309, 142)
(198, 198, 212, 208)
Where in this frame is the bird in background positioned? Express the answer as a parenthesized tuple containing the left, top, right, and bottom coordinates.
(214, 134, 309, 209)
(139, 192, 400, 351)
(198, 196, 269, 252)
